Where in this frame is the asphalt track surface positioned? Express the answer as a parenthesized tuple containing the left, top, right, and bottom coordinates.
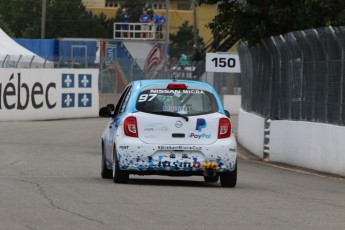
(0, 118, 344, 230)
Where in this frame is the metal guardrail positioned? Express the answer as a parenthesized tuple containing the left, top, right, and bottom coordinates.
(1, 54, 53, 68)
(113, 22, 165, 40)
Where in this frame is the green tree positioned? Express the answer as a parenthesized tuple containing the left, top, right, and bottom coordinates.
(114, 0, 148, 23)
(0, 14, 14, 36)
(0, 0, 41, 37)
(197, 0, 345, 45)
(0, 0, 112, 38)
(170, 21, 204, 60)
(45, 0, 109, 38)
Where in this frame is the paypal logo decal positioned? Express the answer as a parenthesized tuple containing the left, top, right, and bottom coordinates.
(196, 118, 207, 132)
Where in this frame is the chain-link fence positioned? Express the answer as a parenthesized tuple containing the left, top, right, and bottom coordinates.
(238, 26, 345, 125)
(98, 57, 241, 96)
(1, 45, 241, 98)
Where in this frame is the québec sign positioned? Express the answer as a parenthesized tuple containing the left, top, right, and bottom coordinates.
(0, 73, 56, 110)
(205, 52, 241, 73)
(0, 68, 99, 121)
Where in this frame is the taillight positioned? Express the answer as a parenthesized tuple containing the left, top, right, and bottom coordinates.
(167, 83, 187, 89)
(218, 118, 231, 139)
(124, 116, 138, 137)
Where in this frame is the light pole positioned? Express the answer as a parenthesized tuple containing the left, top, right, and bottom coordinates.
(41, 0, 47, 39)
(193, 0, 197, 47)
(164, 0, 170, 68)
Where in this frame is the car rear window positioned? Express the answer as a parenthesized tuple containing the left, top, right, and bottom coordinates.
(136, 88, 219, 115)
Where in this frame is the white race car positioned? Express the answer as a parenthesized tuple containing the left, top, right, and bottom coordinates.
(99, 79, 237, 187)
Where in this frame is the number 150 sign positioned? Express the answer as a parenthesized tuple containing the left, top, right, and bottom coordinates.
(205, 53, 241, 73)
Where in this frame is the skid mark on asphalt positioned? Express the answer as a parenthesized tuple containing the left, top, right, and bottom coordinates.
(17, 179, 104, 225)
(9, 160, 22, 166)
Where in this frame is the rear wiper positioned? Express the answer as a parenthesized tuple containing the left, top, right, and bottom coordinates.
(149, 111, 189, 121)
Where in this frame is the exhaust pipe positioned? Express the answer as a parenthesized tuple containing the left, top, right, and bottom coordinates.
(203, 170, 217, 177)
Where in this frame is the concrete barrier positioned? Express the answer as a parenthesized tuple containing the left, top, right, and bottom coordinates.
(99, 93, 120, 108)
(270, 120, 345, 176)
(223, 95, 241, 115)
(238, 108, 265, 158)
(238, 108, 345, 177)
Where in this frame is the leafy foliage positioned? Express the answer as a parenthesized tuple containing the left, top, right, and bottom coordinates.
(197, 0, 345, 45)
(0, 0, 41, 37)
(170, 21, 204, 60)
(114, 0, 148, 23)
(0, 0, 112, 38)
(0, 14, 14, 36)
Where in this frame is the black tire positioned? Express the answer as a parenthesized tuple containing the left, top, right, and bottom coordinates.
(112, 148, 129, 184)
(220, 163, 237, 188)
(204, 174, 219, 183)
(101, 144, 112, 179)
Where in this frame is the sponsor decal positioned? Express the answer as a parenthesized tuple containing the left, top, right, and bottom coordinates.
(196, 118, 207, 132)
(143, 135, 157, 138)
(158, 145, 202, 151)
(158, 161, 202, 169)
(202, 161, 218, 171)
(150, 89, 205, 94)
(119, 146, 129, 150)
(189, 133, 211, 139)
(143, 123, 168, 132)
(163, 105, 191, 112)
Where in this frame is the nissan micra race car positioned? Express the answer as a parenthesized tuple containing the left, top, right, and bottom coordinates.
(99, 79, 237, 187)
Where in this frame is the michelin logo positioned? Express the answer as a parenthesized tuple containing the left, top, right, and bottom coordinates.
(61, 73, 93, 108)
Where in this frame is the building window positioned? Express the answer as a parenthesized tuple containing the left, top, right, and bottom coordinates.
(177, 3, 191, 11)
(105, 0, 119, 8)
(151, 3, 166, 10)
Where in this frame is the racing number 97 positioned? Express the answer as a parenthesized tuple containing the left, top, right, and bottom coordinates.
(211, 57, 236, 68)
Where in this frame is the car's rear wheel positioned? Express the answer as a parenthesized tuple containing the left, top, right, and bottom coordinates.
(112, 148, 129, 184)
(204, 174, 219, 183)
(101, 144, 112, 179)
(220, 163, 237, 188)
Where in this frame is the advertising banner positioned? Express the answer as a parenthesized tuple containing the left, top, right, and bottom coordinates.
(0, 68, 99, 121)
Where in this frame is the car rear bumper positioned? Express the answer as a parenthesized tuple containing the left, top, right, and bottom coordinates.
(116, 137, 237, 174)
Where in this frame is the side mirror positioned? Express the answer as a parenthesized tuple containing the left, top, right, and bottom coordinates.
(224, 110, 231, 118)
(99, 107, 112, 117)
(107, 104, 115, 111)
